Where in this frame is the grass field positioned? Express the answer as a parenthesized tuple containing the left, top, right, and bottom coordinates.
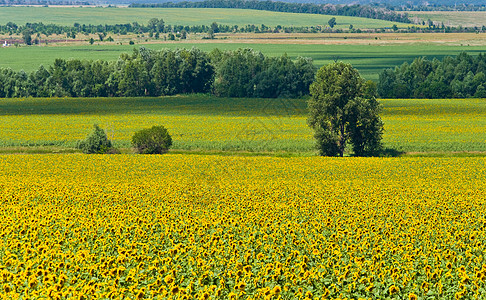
(407, 11, 486, 28)
(1, 154, 485, 299)
(0, 7, 408, 29)
(1, 96, 485, 154)
(0, 43, 483, 81)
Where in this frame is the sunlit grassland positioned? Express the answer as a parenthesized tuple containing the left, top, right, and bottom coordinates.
(0, 43, 482, 81)
(0, 7, 408, 28)
(0, 96, 485, 154)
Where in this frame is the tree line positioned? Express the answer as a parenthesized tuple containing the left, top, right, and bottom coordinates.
(378, 52, 486, 99)
(2, 19, 379, 45)
(397, 24, 486, 33)
(0, 47, 315, 98)
(2, 19, 198, 38)
(129, 0, 411, 24)
(3, 47, 484, 100)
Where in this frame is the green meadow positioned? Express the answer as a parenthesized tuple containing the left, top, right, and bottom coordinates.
(0, 43, 483, 81)
(0, 96, 485, 154)
(0, 7, 407, 28)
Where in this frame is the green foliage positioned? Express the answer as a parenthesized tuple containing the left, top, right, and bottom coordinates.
(0, 46, 314, 99)
(378, 52, 486, 99)
(308, 62, 383, 157)
(0, 47, 214, 98)
(22, 29, 32, 45)
(328, 17, 337, 28)
(346, 81, 384, 156)
(77, 124, 116, 154)
(131, 126, 173, 154)
(212, 48, 315, 98)
(210, 22, 219, 33)
(149, 47, 214, 95)
(147, 17, 165, 33)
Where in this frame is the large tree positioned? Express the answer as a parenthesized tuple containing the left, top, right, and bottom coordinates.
(308, 62, 384, 157)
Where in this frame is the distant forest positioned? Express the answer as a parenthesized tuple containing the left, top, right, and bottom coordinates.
(378, 53, 486, 99)
(130, 0, 411, 23)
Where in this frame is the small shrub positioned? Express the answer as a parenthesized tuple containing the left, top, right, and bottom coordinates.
(132, 126, 172, 154)
(77, 124, 116, 154)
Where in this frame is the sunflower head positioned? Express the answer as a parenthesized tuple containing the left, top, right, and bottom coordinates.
(235, 281, 246, 290)
(164, 274, 175, 285)
(389, 285, 400, 294)
(271, 285, 282, 295)
(170, 285, 179, 295)
(409, 293, 418, 300)
(3, 284, 12, 293)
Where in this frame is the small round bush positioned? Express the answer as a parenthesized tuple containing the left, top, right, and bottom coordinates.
(132, 125, 172, 154)
(77, 124, 116, 154)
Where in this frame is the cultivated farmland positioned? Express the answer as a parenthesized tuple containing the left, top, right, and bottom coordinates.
(0, 96, 485, 154)
(1, 155, 485, 299)
(1, 4, 486, 300)
(0, 7, 407, 28)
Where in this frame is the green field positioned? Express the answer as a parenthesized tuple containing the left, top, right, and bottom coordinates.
(407, 11, 486, 28)
(0, 7, 407, 28)
(1, 95, 485, 154)
(0, 43, 482, 81)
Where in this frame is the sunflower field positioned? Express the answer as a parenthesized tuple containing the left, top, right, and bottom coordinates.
(1, 154, 485, 299)
(1, 96, 485, 153)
